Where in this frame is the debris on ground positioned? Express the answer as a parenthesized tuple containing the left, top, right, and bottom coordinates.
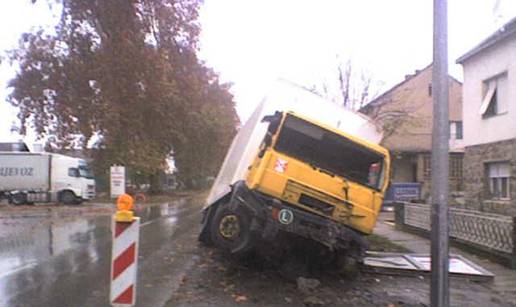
(303, 295, 325, 306)
(165, 238, 511, 307)
(232, 294, 248, 303)
(297, 277, 321, 294)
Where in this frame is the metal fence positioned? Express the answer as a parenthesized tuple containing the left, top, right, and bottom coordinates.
(395, 202, 516, 268)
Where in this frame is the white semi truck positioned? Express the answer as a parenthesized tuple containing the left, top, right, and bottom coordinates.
(0, 152, 96, 205)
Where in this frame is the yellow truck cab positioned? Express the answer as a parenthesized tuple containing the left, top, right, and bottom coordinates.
(199, 84, 390, 261)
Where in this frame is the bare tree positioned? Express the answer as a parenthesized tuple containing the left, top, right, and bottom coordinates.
(337, 60, 352, 108)
(305, 57, 427, 144)
(309, 57, 382, 110)
(367, 102, 414, 143)
(362, 87, 425, 143)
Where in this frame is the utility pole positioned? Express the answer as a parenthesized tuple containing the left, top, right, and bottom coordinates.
(431, 0, 450, 306)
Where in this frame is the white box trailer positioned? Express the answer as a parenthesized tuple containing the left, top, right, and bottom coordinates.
(0, 153, 50, 190)
(0, 152, 96, 205)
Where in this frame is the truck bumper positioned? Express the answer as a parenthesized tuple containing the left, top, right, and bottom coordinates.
(82, 192, 96, 200)
(229, 181, 368, 256)
(83, 185, 96, 200)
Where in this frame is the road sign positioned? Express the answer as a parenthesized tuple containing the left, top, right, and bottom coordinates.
(110, 217, 140, 306)
(110, 166, 126, 198)
(384, 183, 422, 204)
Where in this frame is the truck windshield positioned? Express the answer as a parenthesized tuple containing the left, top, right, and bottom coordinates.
(78, 165, 94, 179)
(274, 114, 385, 189)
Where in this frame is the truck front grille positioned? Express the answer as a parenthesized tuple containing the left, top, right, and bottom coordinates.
(283, 180, 344, 216)
(299, 194, 334, 215)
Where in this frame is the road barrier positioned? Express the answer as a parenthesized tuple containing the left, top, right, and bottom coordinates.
(110, 194, 140, 306)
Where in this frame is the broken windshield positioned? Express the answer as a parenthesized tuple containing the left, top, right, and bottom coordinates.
(274, 114, 385, 189)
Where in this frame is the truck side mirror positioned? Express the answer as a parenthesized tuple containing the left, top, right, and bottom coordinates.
(258, 133, 273, 158)
(261, 111, 281, 134)
(263, 133, 272, 147)
(261, 115, 276, 123)
(257, 112, 283, 159)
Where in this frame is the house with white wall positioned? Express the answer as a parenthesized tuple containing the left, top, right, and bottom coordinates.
(457, 17, 516, 214)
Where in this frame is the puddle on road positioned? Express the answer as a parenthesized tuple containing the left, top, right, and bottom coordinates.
(0, 198, 191, 306)
(0, 198, 188, 278)
(135, 198, 187, 224)
(0, 218, 107, 278)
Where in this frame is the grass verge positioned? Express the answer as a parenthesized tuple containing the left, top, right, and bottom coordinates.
(367, 234, 411, 253)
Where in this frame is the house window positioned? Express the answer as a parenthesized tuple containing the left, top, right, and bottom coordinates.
(449, 121, 463, 140)
(487, 162, 511, 200)
(456, 121, 463, 139)
(480, 73, 508, 118)
(422, 154, 463, 179)
(423, 155, 431, 179)
(450, 156, 463, 179)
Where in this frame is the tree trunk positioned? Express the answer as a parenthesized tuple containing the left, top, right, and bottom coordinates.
(148, 172, 163, 195)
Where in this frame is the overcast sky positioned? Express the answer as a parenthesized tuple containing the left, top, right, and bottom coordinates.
(1, 0, 515, 146)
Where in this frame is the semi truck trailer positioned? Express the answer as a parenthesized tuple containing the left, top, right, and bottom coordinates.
(0, 152, 96, 205)
(199, 83, 391, 262)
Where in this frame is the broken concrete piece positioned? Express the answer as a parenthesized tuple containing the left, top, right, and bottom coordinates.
(303, 295, 325, 306)
(297, 277, 321, 294)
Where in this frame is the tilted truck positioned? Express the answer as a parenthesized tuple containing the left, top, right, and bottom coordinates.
(199, 83, 391, 262)
(0, 152, 96, 205)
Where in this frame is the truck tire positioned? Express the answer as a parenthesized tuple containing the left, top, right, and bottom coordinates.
(210, 203, 253, 255)
(60, 191, 77, 205)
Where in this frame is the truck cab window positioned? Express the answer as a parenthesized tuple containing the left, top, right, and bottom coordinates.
(78, 166, 94, 179)
(68, 168, 80, 178)
(275, 114, 385, 190)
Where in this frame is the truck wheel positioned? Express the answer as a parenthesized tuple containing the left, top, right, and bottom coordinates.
(11, 193, 27, 206)
(60, 191, 77, 205)
(210, 203, 253, 255)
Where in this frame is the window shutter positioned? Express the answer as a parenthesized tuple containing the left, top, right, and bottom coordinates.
(488, 162, 510, 178)
(498, 163, 510, 177)
(449, 122, 455, 139)
(479, 80, 496, 115)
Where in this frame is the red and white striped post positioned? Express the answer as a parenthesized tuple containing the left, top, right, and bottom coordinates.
(110, 194, 140, 306)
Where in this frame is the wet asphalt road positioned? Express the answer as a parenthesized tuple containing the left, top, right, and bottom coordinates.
(3, 198, 513, 307)
(0, 197, 204, 307)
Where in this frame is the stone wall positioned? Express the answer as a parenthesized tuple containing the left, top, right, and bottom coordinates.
(464, 138, 516, 214)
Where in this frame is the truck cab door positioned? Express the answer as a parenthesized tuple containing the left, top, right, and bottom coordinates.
(65, 167, 83, 197)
